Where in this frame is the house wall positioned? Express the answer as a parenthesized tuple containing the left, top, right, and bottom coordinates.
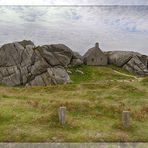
(86, 52, 108, 66)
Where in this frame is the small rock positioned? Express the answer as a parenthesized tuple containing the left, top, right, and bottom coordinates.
(67, 70, 72, 74)
(75, 69, 84, 75)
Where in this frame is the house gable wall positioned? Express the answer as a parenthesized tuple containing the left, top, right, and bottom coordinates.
(85, 49, 108, 66)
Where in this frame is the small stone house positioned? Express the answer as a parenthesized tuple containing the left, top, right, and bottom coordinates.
(83, 42, 108, 66)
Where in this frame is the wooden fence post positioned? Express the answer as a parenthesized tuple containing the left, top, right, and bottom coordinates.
(58, 107, 66, 125)
(122, 111, 130, 128)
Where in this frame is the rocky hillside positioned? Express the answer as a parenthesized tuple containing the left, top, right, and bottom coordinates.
(0, 40, 147, 87)
(0, 40, 83, 86)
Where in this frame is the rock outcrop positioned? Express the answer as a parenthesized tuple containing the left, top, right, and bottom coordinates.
(0, 40, 147, 87)
(107, 51, 148, 76)
(0, 40, 83, 86)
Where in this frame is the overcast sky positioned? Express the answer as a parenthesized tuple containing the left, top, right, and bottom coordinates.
(0, 0, 148, 5)
(0, 1, 148, 55)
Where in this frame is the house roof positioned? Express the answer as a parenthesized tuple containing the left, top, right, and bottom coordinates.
(83, 43, 105, 58)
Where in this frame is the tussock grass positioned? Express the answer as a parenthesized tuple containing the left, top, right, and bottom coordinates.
(141, 76, 148, 86)
(0, 65, 147, 142)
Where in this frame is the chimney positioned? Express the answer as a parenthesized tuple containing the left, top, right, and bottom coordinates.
(95, 42, 99, 49)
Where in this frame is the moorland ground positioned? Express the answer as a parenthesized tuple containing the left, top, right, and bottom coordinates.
(0, 65, 147, 142)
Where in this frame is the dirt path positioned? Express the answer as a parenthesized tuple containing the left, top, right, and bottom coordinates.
(113, 70, 143, 82)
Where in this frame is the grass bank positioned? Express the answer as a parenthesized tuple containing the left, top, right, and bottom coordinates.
(0, 65, 147, 142)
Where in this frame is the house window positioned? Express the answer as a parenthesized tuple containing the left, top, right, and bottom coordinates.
(101, 58, 103, 61)
(91, 58, 94, 62)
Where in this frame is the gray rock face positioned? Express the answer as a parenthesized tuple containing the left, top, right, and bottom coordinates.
(107, 51, 148, 76)
(0, 40, 83, 86)
(68, 51, 83, 66)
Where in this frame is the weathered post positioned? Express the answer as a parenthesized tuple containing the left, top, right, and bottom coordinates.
(58, 107, 66, 125)
(122, 111, 130, 128)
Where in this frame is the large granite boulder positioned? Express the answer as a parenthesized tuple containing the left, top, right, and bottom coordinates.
(36, 44, 73, 67)
(0, 40, 83, 86)
(107, 51, 148, 76)
(70, 52, 83, 66)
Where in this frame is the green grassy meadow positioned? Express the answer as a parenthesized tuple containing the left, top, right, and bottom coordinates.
(0, 65, 147, 142)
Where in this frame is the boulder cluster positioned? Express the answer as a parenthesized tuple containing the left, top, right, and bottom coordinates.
(106, 51, 148, 76)
(0, 40, 147, 86)
(0, 40, 83, 86)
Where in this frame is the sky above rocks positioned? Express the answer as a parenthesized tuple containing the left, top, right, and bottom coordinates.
(0, 0, 148, 55)
(0, 0, 148, 5)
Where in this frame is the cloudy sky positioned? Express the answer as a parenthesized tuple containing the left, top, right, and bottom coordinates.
(0, 1, 148, 55)
(0, 0, 148, 5)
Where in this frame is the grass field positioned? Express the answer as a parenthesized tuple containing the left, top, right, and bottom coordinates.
(0, 65, 147, 142)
